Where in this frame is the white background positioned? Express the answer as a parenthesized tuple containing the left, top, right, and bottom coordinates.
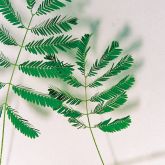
(0, 0, 165, 165)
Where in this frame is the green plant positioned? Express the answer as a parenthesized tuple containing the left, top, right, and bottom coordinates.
(48, 34, 135, 164)
(0, 0, 78, 164)
(0, 0, 135, 165)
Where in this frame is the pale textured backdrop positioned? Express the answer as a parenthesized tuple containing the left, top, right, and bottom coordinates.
(0, 0, 165, 165)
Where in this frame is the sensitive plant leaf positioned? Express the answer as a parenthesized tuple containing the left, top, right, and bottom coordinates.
(26, 0, 36, 9)
(7, 106, 40, 138)
(56, 105, 82, 118)
(88, 41, 122, 77)
(97, 116, 131, 133)
(76, 34, 91, 75)
(25, 35, 78, 55)
(0, 82, 5, 90)
(19, 60, 74, 78)
(49, 87, 82, 105)
(36, 0, 70, 16)
(12, 85, 62, 110)
(0, 0, 24, 28)
(0, 26, 17, 45)
(31, 16, 78, 36)
(94, 93, 127, 114)
(0, 52, 11, 68)
(62, 75, 83, 87)
(0, 105, 3, 118)
(68, 117, 87, 129)
(91, 76, 135, 102)
(89, 55, 134, 88)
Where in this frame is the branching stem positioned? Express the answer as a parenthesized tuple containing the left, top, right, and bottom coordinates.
(84, 74, 105, 165)
(0, 14, 34, 165)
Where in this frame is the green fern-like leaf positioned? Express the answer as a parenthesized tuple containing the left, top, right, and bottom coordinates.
(68, 118, 87, 129)
(91, 76, 135, 102)
(0, 104, 3, 118)
(62, 75, 83, 87)
(56, 105, 82, 118)
(12, 85, 62, 109)
(94, 93, 127, 114)
(7, 106, 40, 138)
(0, 52, 11, 68)
(76, 34, 91, 75)
(19, 60, 73, 78)
(49, 87, 82, 105)
(25, 35, 78, 55)
(88, 41, 122, 77)
(31, 16, 78, 36)
(89, 55, 134, 87)
(0, 82, 5, 90)
(0, 0, 24, 28)
(0, 26, 17, 45)
(36, 0, 69, 16)
(97, 116, 131, 133)
(26, 0, 36, 9)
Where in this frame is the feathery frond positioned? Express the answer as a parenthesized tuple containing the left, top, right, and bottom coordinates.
(88, 41, 122, 77)
(62, 75, 83, 87)
(0, 82, 5, 90)
(0, 0, 24, 28)
(0, 104, 3, 118)
(19, 60, 73, 78)
(0, 52, 11, 68)
(94, 93, 127, 114)
(25, 35, 78, 55)
(12, 85, 62, 109)
(49, 87, 82, 105)
(0, 26, 17, 45)
(36, 0, 68, 16)
(26, 0, 36, 9)
(68, 118, 87, 129)
(91, 76, 135, 102)
(97, 116, 131, 133)
(7, 106, 40, 138)
(56, 105, 82, 118)
(76, 34, 91, 75)
(31, 16, 78, 36)
(89, 55, 134, 88)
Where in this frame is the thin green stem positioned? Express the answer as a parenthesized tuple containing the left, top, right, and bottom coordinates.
(0, 15, 34, 165)
(84, 75, 105, 165)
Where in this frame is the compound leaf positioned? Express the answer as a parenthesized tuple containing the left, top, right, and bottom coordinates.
(19, 60, 74, 78)
(0, 82, 5, 90)
(7, 106, 40, 138)
(49, 87, 82, 105)
(26, 0, 36, 9)
(94, 93, 127, 114)
(97, 116, 131, 133)
(0, 0, 24, 28)
(88, 41, 122, 77)
(61, 75, 83, 87)
(12, 85, 62, 110)
(31, 16, 78, 36)
(56, 105, 82, 118)
(68, 117, 87, 129)
(89, 55, 134, 88)
(76, 34, 91, 75)
(0, 52, 11, 68)
(36, 0, 70, 16)
(0, 26, 17, 45)
(25, 35, 78, 55)
(91, 76, 135, 102)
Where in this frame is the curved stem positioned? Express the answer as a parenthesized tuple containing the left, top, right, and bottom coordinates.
(84, 75, 105, 165)
(0, 15, 34, 165)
